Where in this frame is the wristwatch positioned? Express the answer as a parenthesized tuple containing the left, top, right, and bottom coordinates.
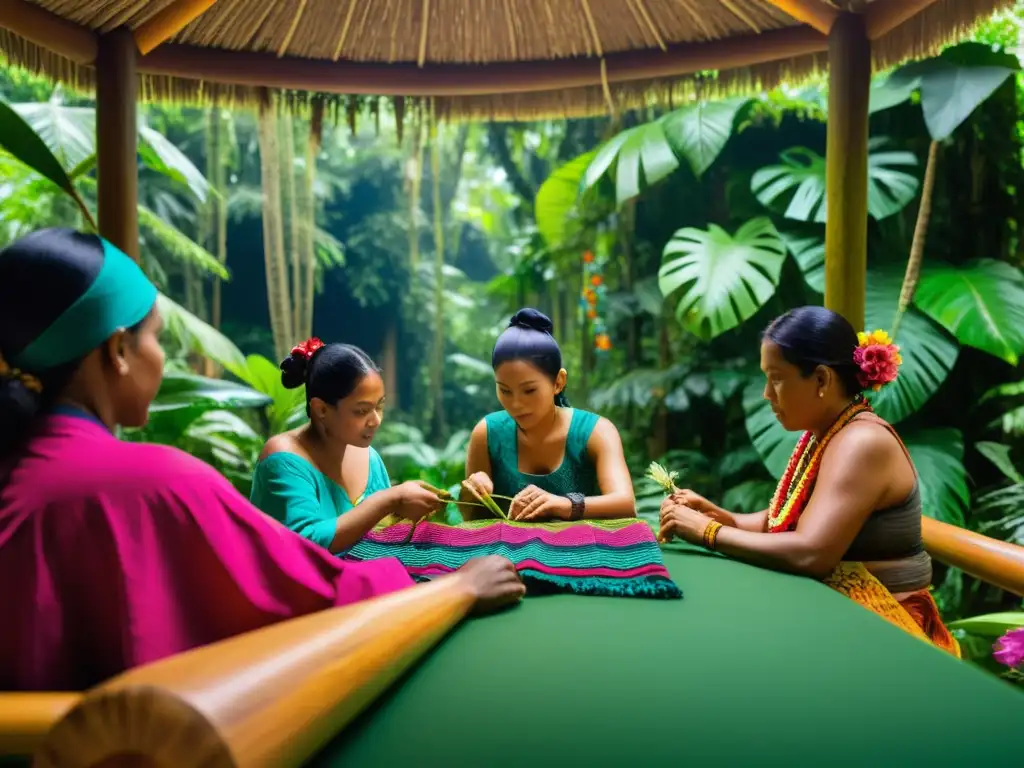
(567, 492, 586, 521)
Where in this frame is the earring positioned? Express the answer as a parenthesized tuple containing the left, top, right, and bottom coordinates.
(818, 391, 824, 398)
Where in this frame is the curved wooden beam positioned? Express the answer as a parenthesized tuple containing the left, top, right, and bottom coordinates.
(34, 575, 479, 768)
(0, 0, 97, 64)
(923, 516, 1024, 597)
(865, 0, 941, 40)
(135, 25, 826, 97)
(134, 0, 220, 56)
(761, 0, 840, 35)
(0, 694, 80, 757)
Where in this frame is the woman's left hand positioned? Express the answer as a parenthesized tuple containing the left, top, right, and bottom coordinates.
(659, 497, 711, 544)
(509, 484, 571, 521)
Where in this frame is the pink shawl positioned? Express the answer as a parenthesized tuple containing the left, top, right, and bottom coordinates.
(0, 412, 413, 691)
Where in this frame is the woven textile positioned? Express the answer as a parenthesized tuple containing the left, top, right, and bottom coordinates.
(346, 518, 683, 599)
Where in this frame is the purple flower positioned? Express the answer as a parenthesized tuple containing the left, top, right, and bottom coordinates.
(993, 628, 1024, 668)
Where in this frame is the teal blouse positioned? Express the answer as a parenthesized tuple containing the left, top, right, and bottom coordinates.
(249, 449, 391, 550)
(485, 407, 601, 499)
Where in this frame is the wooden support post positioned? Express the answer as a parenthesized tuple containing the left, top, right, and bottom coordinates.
(96, 28, 139, 261)
(823, 12, 870, 331)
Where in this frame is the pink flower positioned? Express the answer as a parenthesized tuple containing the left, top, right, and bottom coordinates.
(854, 344, 901, 389)
(993, 628, 1024, 668)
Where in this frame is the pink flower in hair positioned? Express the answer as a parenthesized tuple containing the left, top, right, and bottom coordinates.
(854, 330, 902, 391)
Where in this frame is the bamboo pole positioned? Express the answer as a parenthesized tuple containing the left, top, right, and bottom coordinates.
(33, 576, 479, 767)
(761, 0, 839, 35)
(922, 517, 1024, 598)
(134, 0, 220, 55)
(823, 12, 871, 332)
(0, 694, 80, 757)
(96, 28, 139, 262)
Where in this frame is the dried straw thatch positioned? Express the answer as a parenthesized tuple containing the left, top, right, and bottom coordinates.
(0, 0, 1016, 123)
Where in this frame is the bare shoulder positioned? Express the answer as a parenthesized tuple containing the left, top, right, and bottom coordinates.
(822, 419, 901, 476)
(587, 416, 624, 452)
(470, 418, 489, 443)
(259, 430, 309, 462)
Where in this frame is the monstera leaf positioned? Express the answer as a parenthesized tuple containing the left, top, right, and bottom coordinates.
(751, 138, 918, 223)
(535, 150, 596, 247)
(913, 260, 1024, 366)
(871, 43, 1019, 141)
(779, 230, 825, 293)
(583, 122, 679, 206)
(660, 97, 750, 177)
(582, 97, 749, 206)
(743, 379, 800, 478)
(744, 383, 967, 525)
(658, 218, 787, 340)
(904, 428, 968, 526)
(864, 273, 959, 424)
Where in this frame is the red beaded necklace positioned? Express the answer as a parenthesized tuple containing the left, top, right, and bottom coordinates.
(766, 398, 871, 533)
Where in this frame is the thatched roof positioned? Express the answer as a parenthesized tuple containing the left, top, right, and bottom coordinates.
(0, 0, 1014, 121)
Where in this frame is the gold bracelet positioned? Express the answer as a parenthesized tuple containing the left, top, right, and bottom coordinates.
(702, 520, 723, 550)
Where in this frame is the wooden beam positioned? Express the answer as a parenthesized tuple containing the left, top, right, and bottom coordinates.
(34, 574, 479, 767)
(96, 28, 139, 262)
(134, 0, 220, 56)
(923, 517, 1024, 598)
(135, 25, 827, 97)
(865, 0, 941, 40)
(0, 0, 97, 63)
(761, 0, 840, 35)
(823, 12, 871, 331)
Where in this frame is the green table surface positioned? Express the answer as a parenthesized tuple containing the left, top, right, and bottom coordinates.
(314, 546, 1024, 767)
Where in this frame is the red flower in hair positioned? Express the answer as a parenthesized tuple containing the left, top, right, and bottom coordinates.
(291, 337, 325, 360)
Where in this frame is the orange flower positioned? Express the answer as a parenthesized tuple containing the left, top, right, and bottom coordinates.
(584, 289, 597, 305)
(595, 333, 612, 351)
(587, 309, 598, 320)
(590, 275, 603, 287)
(583, 251, 594, 263)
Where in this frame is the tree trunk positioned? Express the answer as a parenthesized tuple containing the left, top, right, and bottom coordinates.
(258, 104, 293, 360)
(892, 140, 939, 339)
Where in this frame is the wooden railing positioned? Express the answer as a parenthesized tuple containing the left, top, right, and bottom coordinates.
(3, 520, 1023, 764)
(922, 516, 1024, 597)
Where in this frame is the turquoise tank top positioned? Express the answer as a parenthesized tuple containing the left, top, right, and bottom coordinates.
(485, 408, 601, 499)
(249, 449, 391, 550)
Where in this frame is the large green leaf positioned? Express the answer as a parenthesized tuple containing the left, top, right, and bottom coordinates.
(10, 90, 94, 168)
(150, 372, 272, 413)
(534, 150, 595, 247)
(659, 217, 786, 340)
(779, 230, 825, 293)
(661, 97, 750, 178)
(744, 387, 967, 525)
(583, 122, 679, 206)
(751, 138, 918, 223)
(913, 260, 1024, 365)
(948, 612, 1024, 638)
(157, 293, 247, 375)
(864, 273, 959, 424)
(904, 427, 967, 526)
(0, 98, 95, 228)
(232, 354, 307, 435)
(743, 379, 800, 478)
(139, 124, 211, 203)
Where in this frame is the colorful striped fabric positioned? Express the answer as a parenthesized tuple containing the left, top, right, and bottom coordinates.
(345, 518, 683, 599)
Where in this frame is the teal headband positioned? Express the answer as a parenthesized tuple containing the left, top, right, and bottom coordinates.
(11, 239, 158, 371)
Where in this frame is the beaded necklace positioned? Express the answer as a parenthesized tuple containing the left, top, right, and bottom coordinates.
(766, 398, 871, 533)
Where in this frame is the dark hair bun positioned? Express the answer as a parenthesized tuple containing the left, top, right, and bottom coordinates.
(279, 352, 309, 390)
(509, 308, 553, 334)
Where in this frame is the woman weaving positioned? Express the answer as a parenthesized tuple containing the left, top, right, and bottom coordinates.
(250, 340, 449, 552)
(0, 229, 524, 692)
(659, 306, 959, 654)
(462, 308, 635, 522)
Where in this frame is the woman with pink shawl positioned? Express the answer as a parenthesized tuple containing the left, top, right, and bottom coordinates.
(0, 229, 524, 692)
